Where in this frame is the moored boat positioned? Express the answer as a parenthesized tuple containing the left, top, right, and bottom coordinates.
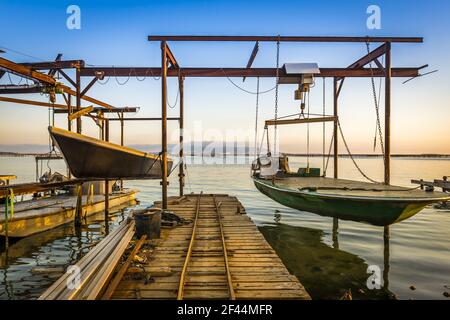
(252, 156, 450, 226)
(49, 126, 173, 179)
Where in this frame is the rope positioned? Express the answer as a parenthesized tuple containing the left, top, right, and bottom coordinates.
(184, 163, 192, 193)
(273, 38, 280, 155)
(222, 71, 276, 95)
(254, 77, 260, 158)
(323, 133, 334, 177)
(337, 120, 380, 184)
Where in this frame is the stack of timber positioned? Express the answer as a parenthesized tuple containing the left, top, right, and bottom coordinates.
(110, 194, 311, 300)
(38, 219, 135, 300)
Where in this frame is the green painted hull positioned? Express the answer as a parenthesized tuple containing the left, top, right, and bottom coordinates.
(253, 178, 438, 226)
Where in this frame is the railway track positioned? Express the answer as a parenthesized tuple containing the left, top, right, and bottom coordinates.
(177, 192, 236, 300)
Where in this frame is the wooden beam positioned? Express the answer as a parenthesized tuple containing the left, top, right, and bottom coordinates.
(68, 106, 94, 121)
(101, 235, 147, 300)
(265, 116, 337, 126)
(148, 35, 423, 43)
(0, 96, 67, 109)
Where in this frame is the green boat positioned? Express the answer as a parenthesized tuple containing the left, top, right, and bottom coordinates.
(253, 174, 450, 226)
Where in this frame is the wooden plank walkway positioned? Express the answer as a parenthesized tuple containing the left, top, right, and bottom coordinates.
(111, 193, 310, 300)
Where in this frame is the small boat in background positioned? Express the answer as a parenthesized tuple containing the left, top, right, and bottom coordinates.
(252, 155, 450, 226)
(49, 126, 173, 179)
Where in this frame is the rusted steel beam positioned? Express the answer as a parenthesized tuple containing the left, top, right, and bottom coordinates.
(1, 57, 115, 110)
(148, 35, 423, 43)
(80, 77, 98, 98)
(107, 117, 180, 121)
(0, 57, 56, 84)
(48, 54, 63, 76)
(0, 85, 43, 94)
(265, 116, 337, 126)
(54, 107, 138, 114)
(243, 41, 259, 82)
(21, 60, 85, 70)
(80, 67, 419, 78)
(165, 43, 179, 69)
(337, 43, 387, 81)
(0, 96, 67, 109)
(59, 69, 76, 87)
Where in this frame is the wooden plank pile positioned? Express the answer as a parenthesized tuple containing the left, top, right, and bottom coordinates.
(38, 219, 135, 300)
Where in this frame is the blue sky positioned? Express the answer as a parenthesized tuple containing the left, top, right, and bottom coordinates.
(0, 0, 449, 153)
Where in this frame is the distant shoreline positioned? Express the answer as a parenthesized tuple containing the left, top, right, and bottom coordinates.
(1, 151, 449, 159)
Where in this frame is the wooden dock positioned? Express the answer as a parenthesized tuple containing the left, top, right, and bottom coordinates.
(0, 189, 137, 237)
(111, 193, 310, 300)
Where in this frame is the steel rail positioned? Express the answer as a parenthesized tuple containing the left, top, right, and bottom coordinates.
(177, 192, 202, 300)
(213, 195, 236, 300)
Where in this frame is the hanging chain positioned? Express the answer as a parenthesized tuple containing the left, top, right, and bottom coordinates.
(254, 77, 260, 158)
(273, 37, 280, 156)
(366, 42, 385, 162)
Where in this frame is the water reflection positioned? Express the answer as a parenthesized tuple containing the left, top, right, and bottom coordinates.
(259, 221, 393, 299)
(0, 205, 131, 300)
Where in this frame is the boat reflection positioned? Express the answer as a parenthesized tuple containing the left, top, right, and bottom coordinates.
(258, 221, 394, 299)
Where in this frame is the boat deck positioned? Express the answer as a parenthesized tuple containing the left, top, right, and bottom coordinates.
(267, 177, 449, 201)
(0, 189, 137, 237)
(111, 193, 310, 300)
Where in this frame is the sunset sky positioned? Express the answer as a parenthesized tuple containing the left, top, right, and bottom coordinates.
(0, 0, 449, 154)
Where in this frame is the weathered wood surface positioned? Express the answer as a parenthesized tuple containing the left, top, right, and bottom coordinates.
(0, 190, 137, 237)
(111, 194, 310, 300)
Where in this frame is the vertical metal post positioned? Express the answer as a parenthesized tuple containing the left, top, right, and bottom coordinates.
(120, 112, 124, 190)
(76, 67, 81, 134)
(384, 42, 391, 185)
(104, 118, 110, 232)
(161, 41, 169, 209)
(178, 75, 184, 197)
(333, 78, 339, 179)
(67, 94, 72, 132)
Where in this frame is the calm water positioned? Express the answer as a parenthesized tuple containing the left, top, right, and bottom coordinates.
(0, 156, 449, 300)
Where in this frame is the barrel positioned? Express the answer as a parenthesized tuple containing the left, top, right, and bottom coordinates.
(133, 208, 161, 239)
